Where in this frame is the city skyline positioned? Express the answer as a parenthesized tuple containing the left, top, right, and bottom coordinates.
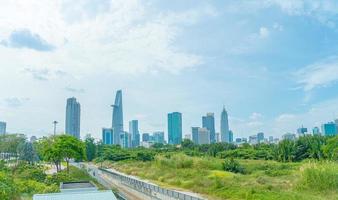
(2, 1, 338, 140)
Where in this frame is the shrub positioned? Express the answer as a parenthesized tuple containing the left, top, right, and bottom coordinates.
(223, 158, 245, 174)
(0, 172, 17, 200)
(14, 163, 46, 182)
(135, 151, 155, 161)
(298, 161, 338, 191)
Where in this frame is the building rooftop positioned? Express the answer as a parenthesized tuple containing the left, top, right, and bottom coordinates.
(33, 190, 117, 200)
(33, 181, 117, 200)
(61, 181, 96, 189)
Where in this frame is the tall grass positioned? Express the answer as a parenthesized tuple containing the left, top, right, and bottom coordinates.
(298, 161, 338, 191)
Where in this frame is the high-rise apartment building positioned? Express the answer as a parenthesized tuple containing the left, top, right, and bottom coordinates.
(202, 113, 215, 143)
(220, 107, 230, 142)
(229, 130, 234, 143)
(129, 120, 140, 147)
(102, 128, 113, 145)
(112, 90, 124, 145)
(65, 97, 81, 139)
(0, 121, 6, 135)
(168, 112, 182, 145)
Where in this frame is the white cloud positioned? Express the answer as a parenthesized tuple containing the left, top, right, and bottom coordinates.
(259, 27, 270, 38)
(296, 56, 338, 91)
(0, 0, 210, 76)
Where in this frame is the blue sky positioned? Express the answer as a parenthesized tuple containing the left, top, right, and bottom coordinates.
(1, 0, 338, 140)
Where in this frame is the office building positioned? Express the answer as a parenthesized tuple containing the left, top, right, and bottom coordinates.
(321, 122, 337, 136)
(257, 132, 264, 143)
(120, 132, 131, 148)
(202, 113, 215, 143)
(198, 128, 211, 144)
(112, 90, 124, 145)
(191, 127, 199, 144)
(215, 132, 220, 143)
(65, 97, 81, 139)
(192, 127, 211, 145)
(229, 130, 234, 143)
(312, 127, 320, 135)
(102, 128, 113, 145)
(0, 121, 6, 135)
(297, 126, 308, 136)
(235, 138, 242, 143)
(268, 136, 273, 143)
(168, 112, 182, 145)
(129, 120, 140, 147)
(220, 107, 230, 142)
(184, 134, 191, 140)
(282, 133, 296, 141)
(249, 135, 258, 145)
(142, 133, 150, 142)
(152, 131, 165, 144)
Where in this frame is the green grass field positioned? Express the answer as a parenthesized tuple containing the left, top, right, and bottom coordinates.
(105, 154, 338, 200)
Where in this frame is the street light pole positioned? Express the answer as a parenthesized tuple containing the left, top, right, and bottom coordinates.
(53, 121, 58, 136)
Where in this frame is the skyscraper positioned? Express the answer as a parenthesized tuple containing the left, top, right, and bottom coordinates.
(102, 128, 113, 145)
(257, 132, 264, 143)
(153, 131, 165, 144)
(191, 127, 199, 144)
(197, 128, 210, 144)
(297, 126, 308, 136)
(202, 113, 215, 143)
(0, 121, 6, 135)
(129, 120, 140, 147)
(142, 133, 150, 142)
(312, 127, 320, 135)
(168, 112, 182, 145)
(220, 107, 230, 143)
(229, 130, 234, 143)
(321, 122, 337, 136)
(112, 90, 124, 145)
(65, 97, 81, 139)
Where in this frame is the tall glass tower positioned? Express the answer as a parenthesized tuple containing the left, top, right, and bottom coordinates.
(220, 107, 230, 142)
(202, 113, 215, 143)
(112, 90, 124, 145)
(129, 120, 140, 147)
(168, 112, 182, 145)
(65, 97, 81, 139)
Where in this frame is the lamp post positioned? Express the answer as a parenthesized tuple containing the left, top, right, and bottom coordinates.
(53, 121, 58, 136)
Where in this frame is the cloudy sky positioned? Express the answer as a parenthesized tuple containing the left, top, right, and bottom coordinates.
(1, 0, 338, 140)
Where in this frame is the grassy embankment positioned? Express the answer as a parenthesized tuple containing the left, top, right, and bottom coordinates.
(104, 154, 338, 200)
(0, 163, 104, 200)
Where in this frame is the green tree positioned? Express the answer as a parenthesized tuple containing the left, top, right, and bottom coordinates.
(276, 139, 296, 162)
(323, 136, 338, 160)
(36, 136, 63, 172)
(0, 134, 26, 161)
(17, 141, 38, 164)
(85, 135, 96, 161)
(55, 135, 85, 173)
(0, 172, 17, 200)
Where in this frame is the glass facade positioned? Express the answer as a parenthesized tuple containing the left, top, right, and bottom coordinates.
(112, 90, 124, 145)
(168, 112, 182, 145)
(202, 113, 215, 143)
(65, 97, 81, 139)
(321, 122, 337, 136)
(220, 107, 230, 143)
(129, 120, 140, 147)
(0, 121, 6, 135)
(102, 128, 113, 145)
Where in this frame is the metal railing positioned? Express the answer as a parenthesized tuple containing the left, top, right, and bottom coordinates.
(99, 167, 205, 200)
